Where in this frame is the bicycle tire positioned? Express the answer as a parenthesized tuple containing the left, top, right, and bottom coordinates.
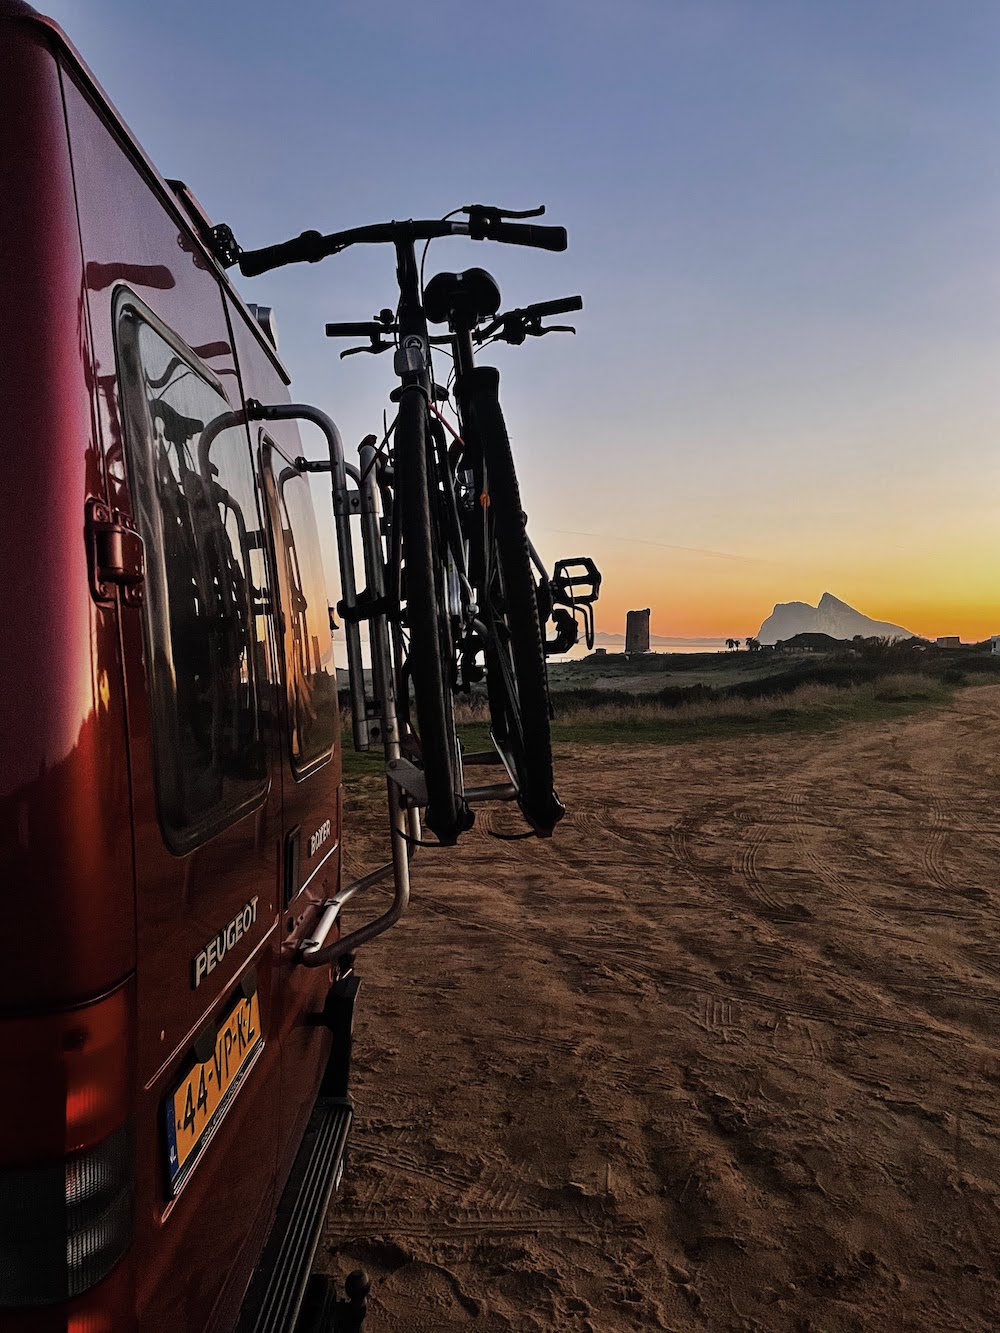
(464, 367, 565, 835)
(394, 387, 470, 844)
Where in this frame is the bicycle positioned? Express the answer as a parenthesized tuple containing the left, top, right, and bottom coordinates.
(328, 262, 602, 842)
(224, 205, 600, 844)
(419, 269, 597, 835)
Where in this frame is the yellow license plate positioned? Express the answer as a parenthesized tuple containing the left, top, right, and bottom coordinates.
(164, 985, 263, 1194)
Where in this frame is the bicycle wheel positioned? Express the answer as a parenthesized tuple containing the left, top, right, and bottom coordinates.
(394, 386, 470, 844)
(463, 367, 565, 835)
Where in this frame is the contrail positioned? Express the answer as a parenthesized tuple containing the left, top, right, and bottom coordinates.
(540, 528, 771, 564)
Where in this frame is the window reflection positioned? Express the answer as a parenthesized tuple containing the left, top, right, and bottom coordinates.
(265, 444, 338, 774)
(117, 305, 268, 851)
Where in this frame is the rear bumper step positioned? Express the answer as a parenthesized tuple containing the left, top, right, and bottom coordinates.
(236, 1098, 353, 1333)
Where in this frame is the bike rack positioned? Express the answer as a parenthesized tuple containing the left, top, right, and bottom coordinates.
(240, 397, 582, 959)
(246, 402, 418, 967)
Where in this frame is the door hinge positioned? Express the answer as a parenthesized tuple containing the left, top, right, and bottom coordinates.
(86, 498, 145, 607)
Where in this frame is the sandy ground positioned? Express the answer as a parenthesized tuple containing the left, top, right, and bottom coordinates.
(319, 685, 1000, 1332)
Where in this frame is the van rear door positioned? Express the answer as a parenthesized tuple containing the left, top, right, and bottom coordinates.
(112, 295, 282, 1327)
(223, 293, 345, 1191)
(258, 428, 344, 1178)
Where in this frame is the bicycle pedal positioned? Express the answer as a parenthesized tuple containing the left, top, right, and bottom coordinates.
(552, 556, 602, 606)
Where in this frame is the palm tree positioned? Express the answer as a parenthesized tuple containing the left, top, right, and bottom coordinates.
(745, 637, 762, 652)
(726, 637, 739, 651)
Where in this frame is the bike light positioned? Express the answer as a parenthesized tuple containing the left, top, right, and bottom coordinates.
(0, 1126, 133, 1308)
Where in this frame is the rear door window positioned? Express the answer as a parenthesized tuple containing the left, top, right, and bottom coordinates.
(263, 439, 338, 775)
(116, 300, 268, 851)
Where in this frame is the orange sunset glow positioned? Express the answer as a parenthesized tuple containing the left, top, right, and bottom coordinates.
(528, 503, 1000, 644)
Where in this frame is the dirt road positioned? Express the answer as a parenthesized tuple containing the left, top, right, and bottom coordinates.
(320, 685, 1000, 1331)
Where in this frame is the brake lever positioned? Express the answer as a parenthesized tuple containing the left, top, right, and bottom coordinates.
(463, 203, 545, 220)
(341, 339, 392, 359)
(526, 321, 576, 338)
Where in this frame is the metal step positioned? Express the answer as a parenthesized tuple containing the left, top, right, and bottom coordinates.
(461, 750, 505, 766)
(236, 1098, 353, 1333)
(465, 782, 517, 803)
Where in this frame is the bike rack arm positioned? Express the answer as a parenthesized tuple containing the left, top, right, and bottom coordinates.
(244, 404, 418, 966)
(300, 434, 417, 965)
(246, 400, 369, 750)
(298, 852, 409, 966)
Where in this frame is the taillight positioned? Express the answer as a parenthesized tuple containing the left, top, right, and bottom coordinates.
(0, 1126, 132, 1306)
(0, 982, 133, 1164)
(0, 981, 134, 1314)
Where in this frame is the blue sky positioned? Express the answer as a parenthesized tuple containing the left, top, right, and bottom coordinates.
(45, 0, 1000, 635)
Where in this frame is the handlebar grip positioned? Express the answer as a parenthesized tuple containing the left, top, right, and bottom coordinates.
(489, 221, 567, 252)
(325, 322, 386, 338)
(528, 295, 583, 319)
(239, 229, 325, 277)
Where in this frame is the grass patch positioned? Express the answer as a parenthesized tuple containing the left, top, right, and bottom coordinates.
(547, 673, 953, 746)
(340, 653, 989, 784)
(338, 738, 384, 782)
(341, 672, 953, 831)
(546, 650, 795, 695)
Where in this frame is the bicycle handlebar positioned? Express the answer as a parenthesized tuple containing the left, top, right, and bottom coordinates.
(464, 204, 565, 251)
(236, 208, 567, 278)
(477, 294, 583, 342)
(480, 220, 567, 251)
(325, 321, 386, 338)
(523, 294, 583, 319)
(239, 229, 326, 277)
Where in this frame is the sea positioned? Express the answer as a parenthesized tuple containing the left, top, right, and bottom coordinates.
(559, 637, 728, 660)
(333, 634, 728, 670)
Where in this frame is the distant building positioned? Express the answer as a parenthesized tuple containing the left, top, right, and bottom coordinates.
(593, 647, 607, 656)
(625, 608, 651, 655)
(936, 636, 961, 648)
(775, 632, 846, 654)
(991, 636, 1000, 657)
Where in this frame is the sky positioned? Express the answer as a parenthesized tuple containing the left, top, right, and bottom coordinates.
(44, 0, 1000, 640)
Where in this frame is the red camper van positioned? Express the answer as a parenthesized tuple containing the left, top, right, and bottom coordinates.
(0, 4, 370, 1329)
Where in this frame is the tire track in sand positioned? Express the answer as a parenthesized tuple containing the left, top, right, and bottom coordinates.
(783, 767, 893, 927)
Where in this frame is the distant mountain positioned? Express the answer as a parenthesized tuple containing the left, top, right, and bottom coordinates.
(757, 593, 914, 645)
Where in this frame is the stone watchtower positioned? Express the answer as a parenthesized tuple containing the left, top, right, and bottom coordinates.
(625, 608, 651, 655)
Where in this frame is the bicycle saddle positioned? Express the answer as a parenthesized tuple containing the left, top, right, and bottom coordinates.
(423, 267, 502, 328)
